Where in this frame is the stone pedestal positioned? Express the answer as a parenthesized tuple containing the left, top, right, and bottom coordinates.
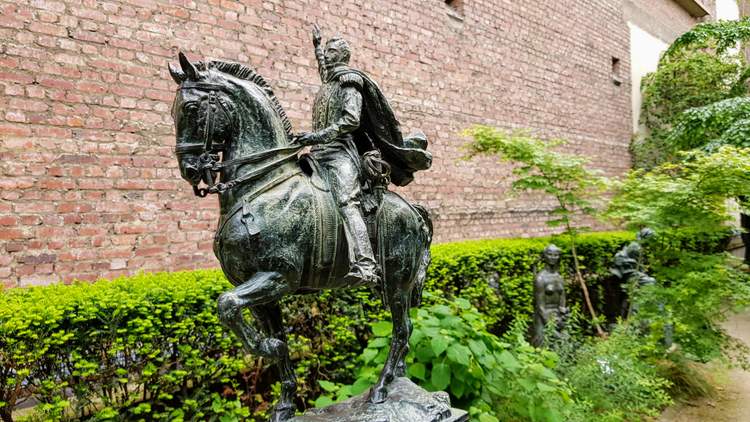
(291, 377, 468, 422)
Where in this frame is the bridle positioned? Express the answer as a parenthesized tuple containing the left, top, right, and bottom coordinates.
(174, 81, 302, 197)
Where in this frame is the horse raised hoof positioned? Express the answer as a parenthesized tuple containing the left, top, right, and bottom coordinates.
(260, 338, 288, 360)
(367, 385, 388, 404)
(270, 404, 295, 422)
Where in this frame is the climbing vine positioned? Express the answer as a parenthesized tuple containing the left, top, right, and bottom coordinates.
(633, 19, 750, 169)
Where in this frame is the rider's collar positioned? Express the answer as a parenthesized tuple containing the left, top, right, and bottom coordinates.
(325, 65, 351, 83)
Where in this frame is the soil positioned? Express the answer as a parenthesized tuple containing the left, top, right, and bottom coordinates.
(660, 311, 750, 422)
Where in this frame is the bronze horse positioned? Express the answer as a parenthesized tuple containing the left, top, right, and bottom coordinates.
(168, 53, 432, 421)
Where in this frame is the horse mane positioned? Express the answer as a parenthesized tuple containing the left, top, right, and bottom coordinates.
(197, 60, 293, 136)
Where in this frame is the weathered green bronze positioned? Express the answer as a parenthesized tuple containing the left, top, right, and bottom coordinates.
(531, 244, 569, 347)
(611, 229, 673, 347)
(168, 26, 434, 421)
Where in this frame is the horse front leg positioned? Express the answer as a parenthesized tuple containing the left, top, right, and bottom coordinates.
(395, 317, 413, 378)
(369, 290, 410, 404)
(217, 271, 290, 360)
(251, 302, 298, 422)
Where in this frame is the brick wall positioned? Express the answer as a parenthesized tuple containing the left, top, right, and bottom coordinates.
(0, 1, 700, 286)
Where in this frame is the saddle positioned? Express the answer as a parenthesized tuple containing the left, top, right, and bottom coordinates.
(297, 150, 390, 288)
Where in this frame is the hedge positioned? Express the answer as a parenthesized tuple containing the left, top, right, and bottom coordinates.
(0, 231, 633, 421)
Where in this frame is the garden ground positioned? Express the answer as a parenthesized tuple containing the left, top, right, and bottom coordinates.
(660, 310, 750, 422)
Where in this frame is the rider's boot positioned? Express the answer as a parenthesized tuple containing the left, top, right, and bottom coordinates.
(339, 203, 381, 286)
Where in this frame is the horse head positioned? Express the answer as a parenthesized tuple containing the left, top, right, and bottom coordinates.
(169, 52, 294, 197)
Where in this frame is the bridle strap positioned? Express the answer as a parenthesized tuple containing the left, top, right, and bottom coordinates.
(176, 80, 301, 196)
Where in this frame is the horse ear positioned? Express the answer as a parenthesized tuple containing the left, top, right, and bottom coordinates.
(178, 52, 198, 80)
(168, 62, 185, 84)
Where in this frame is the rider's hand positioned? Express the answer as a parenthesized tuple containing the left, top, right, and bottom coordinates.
(294, 132, 322, 146)
(312, 24, 322, 47)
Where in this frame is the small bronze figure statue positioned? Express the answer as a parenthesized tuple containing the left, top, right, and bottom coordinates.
(611, 229, 673, 348)
(611, 228, 654, 318)
(168, 24, 447, 420)
(532, 244, 569, 347)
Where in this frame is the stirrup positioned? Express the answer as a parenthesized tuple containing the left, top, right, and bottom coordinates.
(343, 263, 380, 286)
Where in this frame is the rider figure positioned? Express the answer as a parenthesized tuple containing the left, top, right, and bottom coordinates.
(294, 25, 379, 286)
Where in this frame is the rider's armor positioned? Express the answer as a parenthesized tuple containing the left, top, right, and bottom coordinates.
(310, 66, 378, 284)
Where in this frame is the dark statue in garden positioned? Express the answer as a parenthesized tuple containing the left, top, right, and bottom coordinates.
(167, 25, 470, 421)
(611, 229, 673, 347)
(531, 244, 569, 347)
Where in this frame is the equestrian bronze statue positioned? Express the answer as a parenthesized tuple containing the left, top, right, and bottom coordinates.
(168, 26, 433, 421)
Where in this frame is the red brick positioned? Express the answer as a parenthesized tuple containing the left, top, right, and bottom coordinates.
(0, 0, 708, 286)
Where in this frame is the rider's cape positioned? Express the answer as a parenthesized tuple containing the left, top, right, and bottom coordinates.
(329, 67, 433, 187)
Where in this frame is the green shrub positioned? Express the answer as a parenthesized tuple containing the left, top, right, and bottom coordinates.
(634, 50, 746, 169)
(633, 18, 750, 169)
(0, 232, 632, 421)
(324, 294, 574, 422)
(427, 232, 634, 331)
(0, 270, 250, 422)
(556, 326, 673, 422)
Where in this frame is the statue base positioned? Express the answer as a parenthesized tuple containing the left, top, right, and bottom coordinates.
(291, 377, 468, 422)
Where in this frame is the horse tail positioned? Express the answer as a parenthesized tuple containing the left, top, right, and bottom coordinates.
(410, 204, 433, 308)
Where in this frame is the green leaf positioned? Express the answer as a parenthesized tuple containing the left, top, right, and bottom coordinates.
(314, 395, 334, 408)
(431, 335, 449, 357)
(415, 344, 435, 362)
(479, 414, 500, 422)
(468, 339, 488, 356)
(447, 344, 471, 367)
(407, 362, 426, 380)
(351, 377, 373, 396)
(372, 321, 392, 337)
(431, 362, 451, 390)
(368, 337, 390, 348)
(318, 380, 338, 392)
(362, 348, 378, 363)
(496, 350, 521, 372)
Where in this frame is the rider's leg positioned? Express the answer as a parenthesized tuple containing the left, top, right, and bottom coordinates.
(217, 271, 290, 359)
(326, 156, 379, 284)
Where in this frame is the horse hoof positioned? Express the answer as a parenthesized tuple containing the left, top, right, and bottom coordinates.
(395, 363, 406, 378)
(270, 405, 295, 422)
(261, 338, 288, 359)
(368, 386, 388, 404)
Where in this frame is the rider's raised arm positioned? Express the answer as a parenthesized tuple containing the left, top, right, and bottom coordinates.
(312, 24, 326, 82)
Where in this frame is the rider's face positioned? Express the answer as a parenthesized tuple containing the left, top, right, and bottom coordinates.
(324, 45, 347, 68)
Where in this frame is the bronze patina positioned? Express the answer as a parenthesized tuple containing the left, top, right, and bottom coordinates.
(531, 244, 569, 347)
(168, 25, 434, 421)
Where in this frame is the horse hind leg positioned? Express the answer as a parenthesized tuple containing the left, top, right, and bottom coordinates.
(217, 271, 290, 360)
(251, 302, 297, 422)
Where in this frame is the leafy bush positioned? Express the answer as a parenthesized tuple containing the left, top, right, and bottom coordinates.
(607, 147, 750, 364)
(426, 232, 634, 332)
(668, 97, 750, 152)
(633, 50, 747, 168)
(1, 233, 632, 421)
(324, 294, 575, 422)
(556, 326, 673, 422)
(633, 18, 750, 169)
(0, 270, 250, 422)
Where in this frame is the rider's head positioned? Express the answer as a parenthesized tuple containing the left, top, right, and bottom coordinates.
(324, 37, 351, 69)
